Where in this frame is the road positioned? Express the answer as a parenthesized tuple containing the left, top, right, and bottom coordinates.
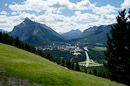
(83, 47, 103, 67)
(85, 51, 89, 67)
(84, 47, 89, 67)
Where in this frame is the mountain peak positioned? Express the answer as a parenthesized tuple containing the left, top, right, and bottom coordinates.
(25, 17, 31, 21)
(9, 18, 66, 45)
(23, 17, 34, 23)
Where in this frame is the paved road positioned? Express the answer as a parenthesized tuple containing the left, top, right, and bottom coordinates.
(84, 47, 89, 67)
(85, 51, 89, 67)
(83, 47, 103, 67)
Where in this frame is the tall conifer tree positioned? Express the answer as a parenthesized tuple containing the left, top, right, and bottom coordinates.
(105, 9, 130, 85)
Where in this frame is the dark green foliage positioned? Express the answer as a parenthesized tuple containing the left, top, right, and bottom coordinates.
(66, 61, 71, 69)
(0, 32, 13, 45)
(105, 9, 130, 85)
(93, 68, 97, 76)
(14, 37, 20, 47)
(75, 63, 80, 71)
(45, 50, 73, 60)
(70, 62, 74, 70)
(79, 66, 108, 78)
(45, 50, 86, 62)
(88, 48, 105, 63)
(60, 58, 64, 66)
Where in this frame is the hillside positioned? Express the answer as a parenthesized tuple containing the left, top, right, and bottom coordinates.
(0, 43, 125, 86)
(9, 18, 66, 46)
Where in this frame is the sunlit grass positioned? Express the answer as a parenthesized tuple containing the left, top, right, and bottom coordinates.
(92, 47, 106, 51)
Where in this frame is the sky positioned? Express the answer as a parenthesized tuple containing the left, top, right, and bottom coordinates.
(0, 0, 129, 32)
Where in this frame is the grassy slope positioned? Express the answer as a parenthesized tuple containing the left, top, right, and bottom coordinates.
(0, 43, 125, 86)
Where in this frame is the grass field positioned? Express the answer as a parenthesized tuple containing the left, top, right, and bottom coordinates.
(0, 43, 126, 86)
(91, 47, 106, 51)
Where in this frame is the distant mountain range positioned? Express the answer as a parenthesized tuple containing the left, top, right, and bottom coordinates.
(0, 29, 8, 33)
(69, 25, 111, 45)
(61, 29, 82, 39)
(9, 18, 112, 46)
(9, 18, 66, 46)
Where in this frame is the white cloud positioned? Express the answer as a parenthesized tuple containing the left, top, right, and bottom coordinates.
(0, 11, 116, 32)
(8, 0, 118, 15)
(0, 11, 8, 15)
(8, 0, 76, 14)
(35, 12, 100, 32)
(0, 15, 8, 23)
(76, 0, 96, 10)
(11, 12, 17, 15)
(121, 0, 130, 9)
(0, 12, 38, 32)
(74, 11, 81, 15)
(2, 0, 119, 32)
(9, 0, 45, 13)
(47, 0, 75, 9)
(4, 3, 8, 7)
(8, 0, 95, 12)
(97, 14, 116, 25)
(93, 4, 117, 14)
(72, 12, 99, 22)
(0, 15, 12, 31)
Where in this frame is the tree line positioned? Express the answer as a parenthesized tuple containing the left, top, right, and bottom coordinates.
(80, 66, 108, 78)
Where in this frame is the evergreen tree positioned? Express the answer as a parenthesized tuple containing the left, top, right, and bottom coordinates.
(104, 9, 130, 85)
(60, 58, 64, 66)
(47, 54, 51, 60)
(66, 61, 71, 69)
(75, 63, 80, 71)
(14, 37, 20, 47)
(70, 62, 74, 70)
(0, 32, 3, 42)
(93, 68, 97, 76)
